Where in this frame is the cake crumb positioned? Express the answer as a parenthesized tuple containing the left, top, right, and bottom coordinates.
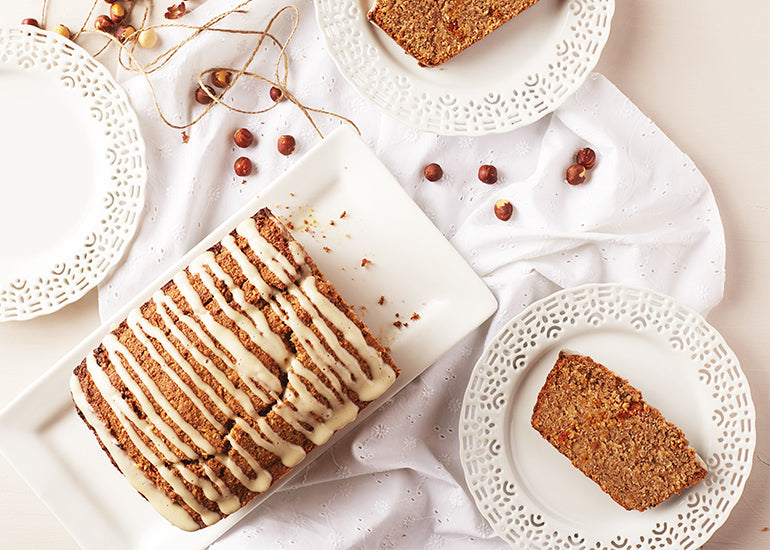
(181, 131, 189, 143)
(323, 246, 332, 253)
(340, 210, 347, 219)
(361, 258, 372, 268)
(378, 296, 386, 305)
(410, 312, 420, 321)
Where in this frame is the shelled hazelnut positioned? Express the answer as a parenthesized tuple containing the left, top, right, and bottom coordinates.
(234, 157, 253, 177)
(110, 3, 125, 24)
(115, 24, 136, 42)
(53, 24, 71, 39)
(576, 147, 596, 170)
(277, 135, 296, 156)
(233, 128, 254, 148)
(478, 164, 498, 184)
(21, 18, 40, 27)
(194, 85, 216, 105)
(494, 199, 514, 221)
(269, 86, 284, 102)
(565, 164, 587, 185)
(212, 69, 232, 88)
(137, 28, 158, 48)
(94, 14, 114, 33)
(423, 163, 443, 182)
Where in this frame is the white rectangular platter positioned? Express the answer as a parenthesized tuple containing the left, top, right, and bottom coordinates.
(0, 126, 497, 550)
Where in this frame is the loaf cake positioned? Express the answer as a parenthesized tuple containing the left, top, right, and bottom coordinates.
(70, 207, 400, 531)
(531, 351, 707, 511)
(368, 0, 541, 67)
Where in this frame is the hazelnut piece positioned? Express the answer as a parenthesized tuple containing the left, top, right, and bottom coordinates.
(137, 28, 158, 48)
(478, 164, 498, 184)
(269, 86, 284, 102)
(110, 3, 125, 24)
(234, 157, 253, 177)
(494, 199, 514, 221)
(115, 24, 136, 42)
(277, 135, 296, 156)
(233, 128, 254, 148)
(576, 147, 596, 170)
(212, 70, 232, 88)
(53, 24, 71, 39)
(424, 163, 443, 182)
(21, 18, 40, 27)
(94, 14, 114, 33)
(194, 85, 216, 105)
(566, 164, 587, 185)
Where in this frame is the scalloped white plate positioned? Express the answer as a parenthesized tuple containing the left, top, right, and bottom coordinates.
(459, 284, 755, 550)
(0, 27, 146, 321)
(314, 0, 614, 135)
(0, 126, 497, 550)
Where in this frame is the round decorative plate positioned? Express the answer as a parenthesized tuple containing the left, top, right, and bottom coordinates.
(459, 284, 755, 550)
(314, 0, 614, 135)
(0, 27, 146, 321)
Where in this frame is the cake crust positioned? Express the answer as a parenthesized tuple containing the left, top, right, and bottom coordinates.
(368, 0, 541, 67)
(531, 351, 707, 511)
(70, 207, 400, 530)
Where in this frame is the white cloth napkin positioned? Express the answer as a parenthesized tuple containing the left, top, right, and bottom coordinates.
(99, 0, 726, 547)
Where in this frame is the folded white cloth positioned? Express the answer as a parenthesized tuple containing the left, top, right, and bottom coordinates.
(99, 0, 725, 547)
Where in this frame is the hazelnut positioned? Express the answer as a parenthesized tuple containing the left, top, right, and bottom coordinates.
(277, 135, 296, 156)
(110, 3, 125, 24)
(115, 24, 136, 42)
(212, 69, 232, 88)
(234, 157, 253, 177)
(53, 24, 71, 39)
(194, 85, 215, 105)
(269, 86, 284, 102)
(576, 147, 596, 170)
(137, 28, 158, 48)
(94, 14, 114, 33)
(478, 164, 498, 184)
(233, 128, 254, 148)
(21, 18, 40, 27)
(566, 164, 587, 185)
(494, 199, 514, 221)
(423, 163, 443, 182)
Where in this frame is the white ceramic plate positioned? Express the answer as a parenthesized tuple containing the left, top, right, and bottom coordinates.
(0, 126, 497, 550)
(459, 283, 755, 550)
(314, 0, 614, 135)
(0, 26, 146, 321)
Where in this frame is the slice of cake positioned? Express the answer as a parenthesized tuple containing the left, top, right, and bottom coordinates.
(368, 0, 541, 67)
(531, 351, 707, 511)
(70, 207, 400, 531)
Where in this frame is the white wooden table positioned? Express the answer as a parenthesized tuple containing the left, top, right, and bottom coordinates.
(0, 1, 767, 548)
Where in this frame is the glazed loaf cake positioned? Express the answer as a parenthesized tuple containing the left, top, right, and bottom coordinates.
(70, 207, 400, 531)
(368, 0, 541, 67)
(531, 351, 707, 511)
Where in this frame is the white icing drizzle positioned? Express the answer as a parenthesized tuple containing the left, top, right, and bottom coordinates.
(127, 310, 226, 432)
(190, 251, 291, 369)
(170, 272, 281, 404)
(222, 448, 272, 493)
(220, 235, 273, 301)
(84, 353, 179, 462)
(294, 277, 396, 401)
(232, 416, 306, 468)
(70, 375, 201, 532)
(81, 352, 223, 527)
(235, 218, 298, 286)
(153, 292, 259, 416)
(102, 333, 217, 457)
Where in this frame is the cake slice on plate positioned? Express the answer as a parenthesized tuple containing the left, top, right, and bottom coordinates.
(531, 351, 707, 511)
(368, 0, 542, 67)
